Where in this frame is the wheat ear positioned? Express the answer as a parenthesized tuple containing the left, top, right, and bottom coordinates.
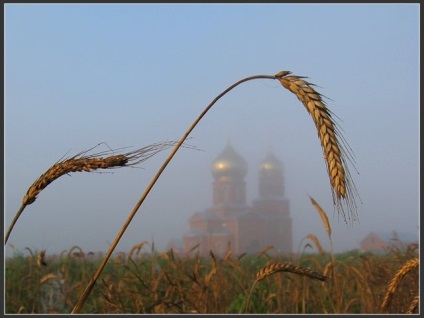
(309, 196, 332, 237)
(305, 234, 326, 257)
(309, 197, 337, 296)
(128, 240, 149, 260)
(405, 295, 419, 314)
(246, 262, 326, 313)
(4, 141, 182, 245)
(276, 71, 359, 223)
(380, 257, 419, 312)
(256, 262, 327, 282)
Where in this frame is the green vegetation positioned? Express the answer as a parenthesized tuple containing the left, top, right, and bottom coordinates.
(5, 243, 418, 314)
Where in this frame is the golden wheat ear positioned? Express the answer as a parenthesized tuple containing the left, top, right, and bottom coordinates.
(245, 262, 326, 313)
(4, 140, 187, 245)
(380, 257, 419, 312)
(256, 262, 327, 282)
(275, 71, 360, 224)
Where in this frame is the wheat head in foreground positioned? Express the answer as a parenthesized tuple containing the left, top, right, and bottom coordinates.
(276, 71, 359, 223)
(256, 262, 327, 282)
(246, 262, 326, 313)
(4, 141, 182, 245)
(380, 257, 419, 312)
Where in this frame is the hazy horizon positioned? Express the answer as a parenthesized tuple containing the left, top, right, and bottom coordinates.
(4, 4, 419, 258)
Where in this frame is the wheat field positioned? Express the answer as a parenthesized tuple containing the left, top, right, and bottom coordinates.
(5, 238, 419, 314)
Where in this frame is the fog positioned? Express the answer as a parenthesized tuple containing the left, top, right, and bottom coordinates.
(4, 4, 419, 258)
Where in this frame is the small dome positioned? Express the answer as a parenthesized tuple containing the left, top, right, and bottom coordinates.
(259, 150, 283, 175)
(211, 143, 247, 179)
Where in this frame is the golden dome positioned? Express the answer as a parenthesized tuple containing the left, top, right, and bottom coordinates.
(211, 143, 247, 179)
(259, 150, 283, 174)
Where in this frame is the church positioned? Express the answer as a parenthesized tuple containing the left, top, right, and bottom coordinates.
(179, 142, 293, 257)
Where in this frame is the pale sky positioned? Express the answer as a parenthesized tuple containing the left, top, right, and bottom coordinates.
(4, 4, 419, 256)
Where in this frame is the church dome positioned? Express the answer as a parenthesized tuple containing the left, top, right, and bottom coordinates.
(211, 143, 247, 179)
(259, 150, 283, 175)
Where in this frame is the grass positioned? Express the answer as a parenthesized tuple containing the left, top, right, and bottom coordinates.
(5, 241, 418, 314)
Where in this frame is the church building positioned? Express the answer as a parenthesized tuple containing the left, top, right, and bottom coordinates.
(182, 142, 293, 257)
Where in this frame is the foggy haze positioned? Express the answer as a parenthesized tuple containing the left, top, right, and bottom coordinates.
(4, 4, 419, 257)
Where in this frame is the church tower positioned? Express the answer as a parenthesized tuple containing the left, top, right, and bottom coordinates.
(258, 148, 285, 198)
(208, 142, 252, 254)
(252, 147, 293, 253)
(210, 142, 248, 215)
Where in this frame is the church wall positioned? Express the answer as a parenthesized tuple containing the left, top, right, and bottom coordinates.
(253, 199, 290, 217)
(264, 217, 293, 253)
(213, 178, 246, 206)
(190, 219, 208, 233)
(237, 218, 266, 253)
(280, 219, 293, 254)
(223, 219, 238, 252)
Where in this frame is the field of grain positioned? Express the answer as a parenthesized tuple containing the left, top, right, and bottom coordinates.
(5, 241, 418, 314)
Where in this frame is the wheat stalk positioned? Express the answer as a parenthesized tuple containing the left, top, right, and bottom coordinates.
(309, 196, 331, 237)
(128, 240, 149, 260)
(17, 306, 26, 314)
(37, 250, 47, 268)
(204, 250, 218, 287)
(380, 257, 419, 312)
(308, 197, 339, 307)
(257, 245, 276, 259)
(4, 141, 182, 245)
(67, 245, 85, 258)
(276, 71, 359, 223)
(39, 273, 58, 286)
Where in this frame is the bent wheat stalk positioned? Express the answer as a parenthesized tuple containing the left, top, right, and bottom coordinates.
(72, 71, 358, 313)
(309, 197, 340, 310)
(4, 141, 180, 245)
